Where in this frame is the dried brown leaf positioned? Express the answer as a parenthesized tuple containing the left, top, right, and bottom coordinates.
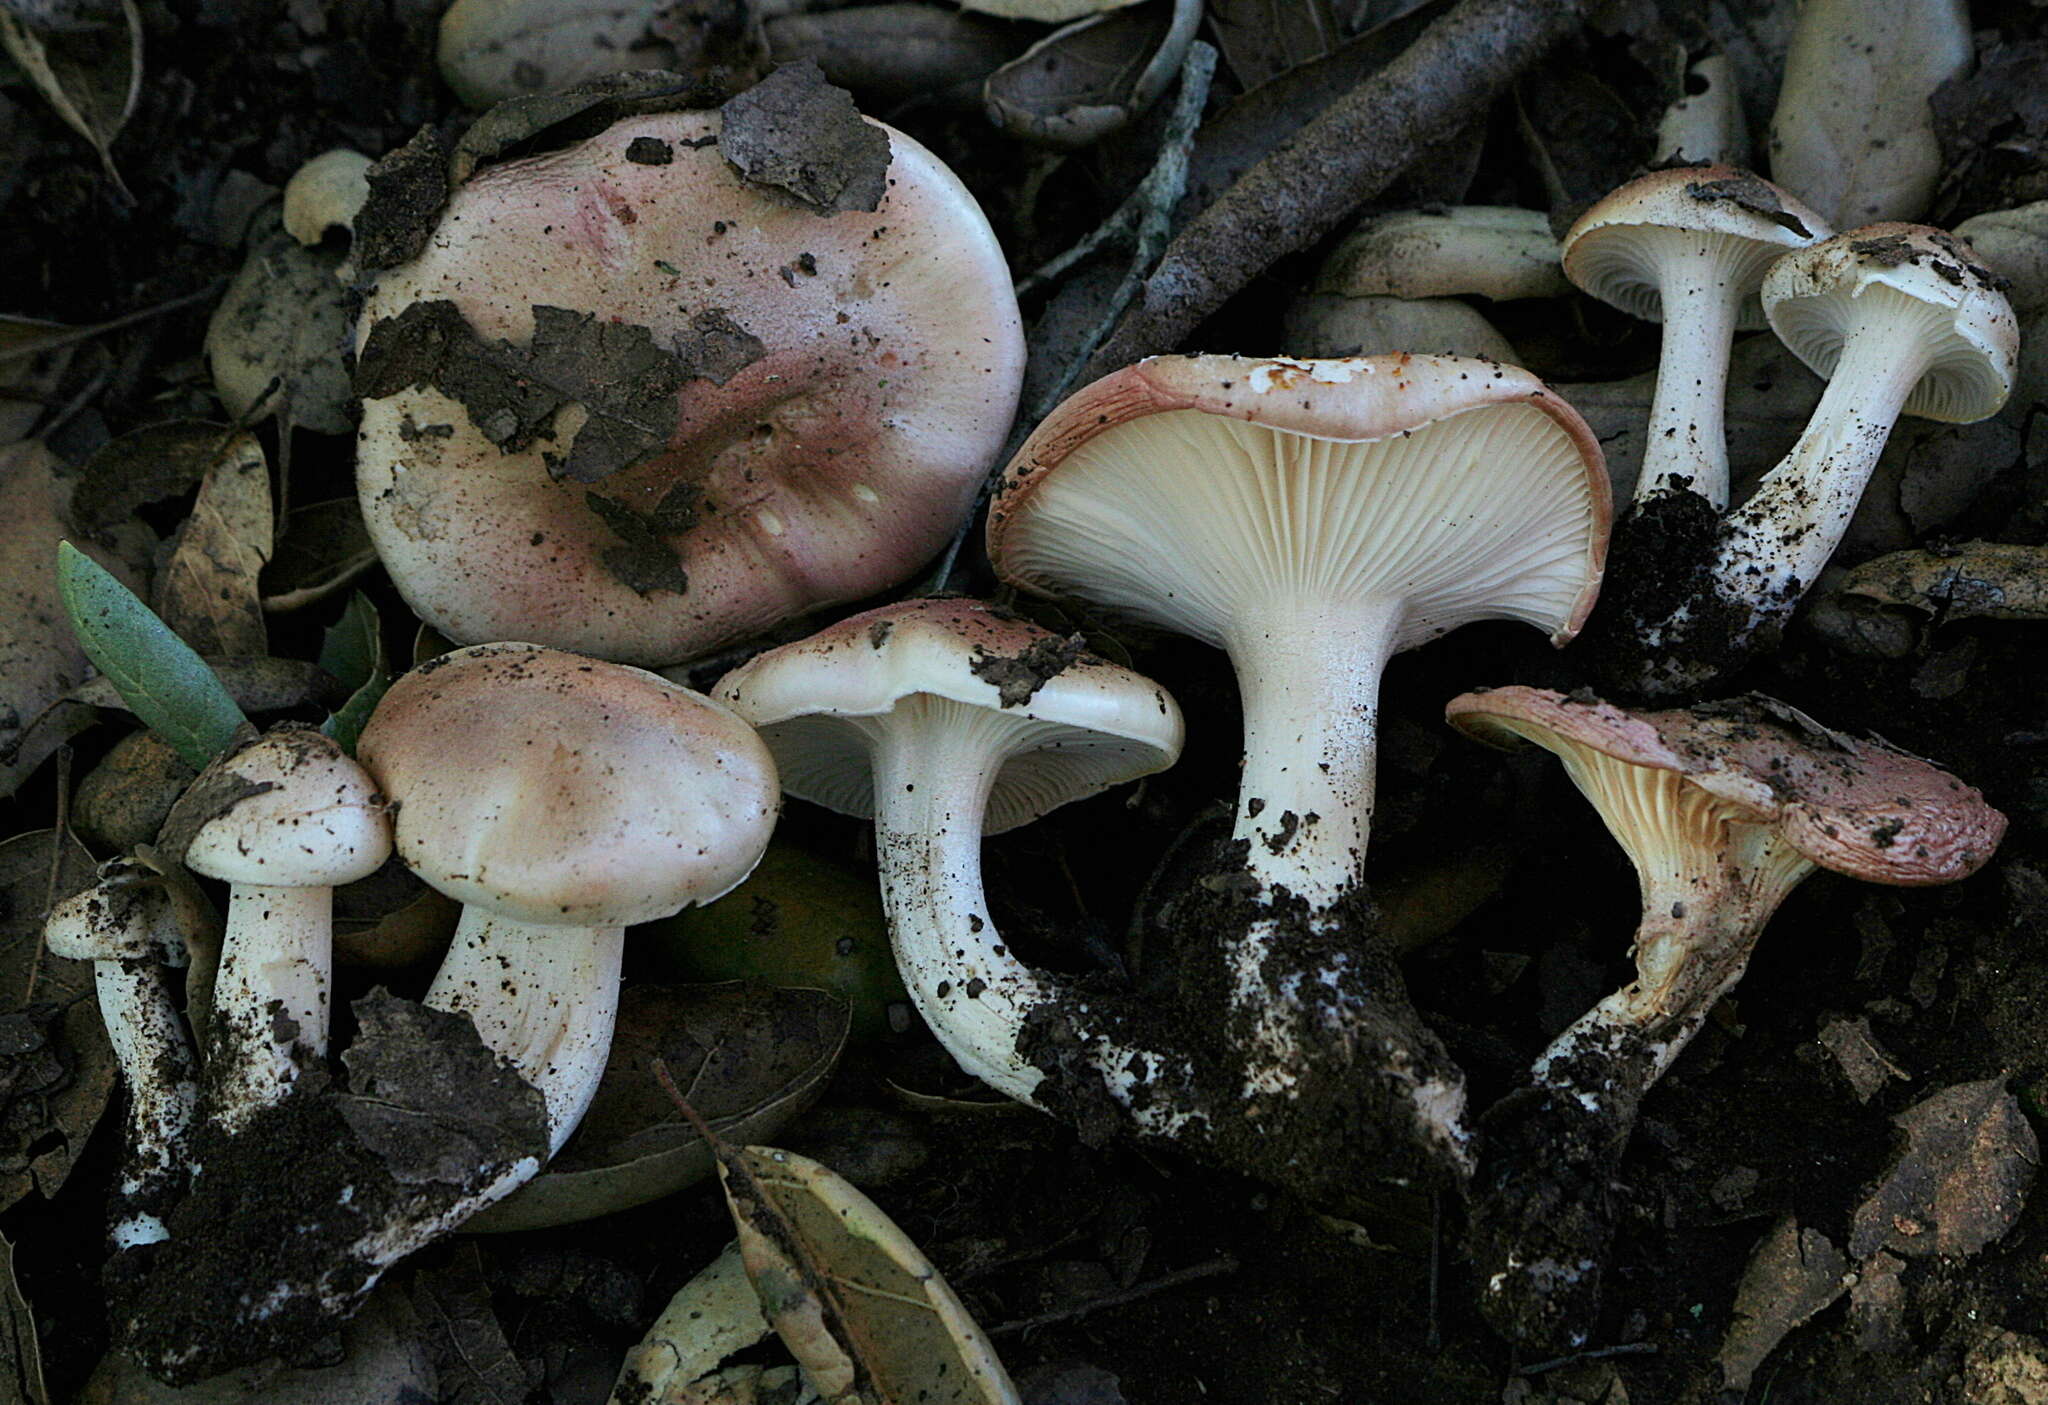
(410, 1243, 535, 1405)
(1850, 1079, 2040, 1261)
(1718, 1216, 1851, 1393)
(983, 0, 1198, 149)
(0, 1233, 47, 1405)
(717, 59, 889, 214)
(0, 0, 140, 196)
(1204, 0, 1338, 89)
(260, 498, 378, 613)
(203, 229, 356, 438)
(152, 430, 272, 658)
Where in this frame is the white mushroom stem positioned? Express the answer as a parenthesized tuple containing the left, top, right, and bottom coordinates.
(865, 698, 1198, 1134)
(1636, 262, 1746, 508)
(424, 910, 625, 1154)
(100, 957, 199, 1250)
(1226, 599, 1400, 910)
(1708, 285, 1941, 636)
(204, 883, 332, 1135)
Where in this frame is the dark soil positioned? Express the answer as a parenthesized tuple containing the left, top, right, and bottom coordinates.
(6, 3, 2048, 1404)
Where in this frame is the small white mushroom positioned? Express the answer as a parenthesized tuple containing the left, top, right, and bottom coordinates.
(281, 149, 372, 249)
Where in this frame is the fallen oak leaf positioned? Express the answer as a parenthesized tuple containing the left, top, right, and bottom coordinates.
(1718, 1215, 1852, 1393)
(151, 429, 272, 659)
(656, 1061, 1019, 1404)
(0, 0, 141, 199)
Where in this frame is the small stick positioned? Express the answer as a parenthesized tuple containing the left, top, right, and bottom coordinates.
(1519, 1341, 1659, 1376)
(986, 1253, 1239, 1337)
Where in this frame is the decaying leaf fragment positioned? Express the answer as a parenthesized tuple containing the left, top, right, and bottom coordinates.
(710, 1135, 1019, 1403)
(204, 228, 356, 438)
(151, 430, 273, 659)
(1718, 1216, 1851, 1393)
(610, 1239, 777, 1404)
(1850, 1079, 2039, 1261)
(0, 1233, 47, 1405)
(1839, 542, 2048, 625)
(0, 0, 142, 196)
(717, 59, 889, 214)
(983, 0, 1201, 149)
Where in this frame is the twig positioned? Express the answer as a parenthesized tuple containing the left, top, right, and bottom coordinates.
(0, 283, 223, 364)
(27, 747, 76, 1004)
(926, 40, 1218, 595)
(1518, 1341, 1659, 1376)
(1078, 0, 1588, 382)
(987, 1253, 1239, 1337)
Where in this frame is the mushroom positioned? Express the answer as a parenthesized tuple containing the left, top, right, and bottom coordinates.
(358, 642, 780, 1148)
(1562, 167, 1829, 510)
(355, 109, 1026, 667)
(1653, 52, 1746, 167)
(986, 353, 1611, 1178)
(281, 149, 372, 250)
(174, 728, 391, 1133)
(44, 859, 204, 1249)
(1445, 684, 2005, 1347)
(714, 599, 1191, 1120)
(1286, 205, 1569, 362)
(1768, 0, 1971, 230)
(1652, 224, 2017, 691)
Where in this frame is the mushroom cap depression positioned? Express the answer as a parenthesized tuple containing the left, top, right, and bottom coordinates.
(1445, 686, 2006, 885)
(1562, 165, 1829, 331)
(358, 643, 779, 926)
(986, 353, 1610, 650)
(1761, 223, 2018, 423)
(182, 730, 391, 889)
(355, 111, 1026, 666)
(714, 598, 1183, 835)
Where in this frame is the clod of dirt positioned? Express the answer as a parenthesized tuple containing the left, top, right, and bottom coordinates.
(1579, 488, 1753, 701)
(970, 632, 1088, 708)
(1849, 1079, 2039, 1261)
(1685, 172, 1814, 238)
(717, 59, 890, 214)
(351, 125, 450, 275)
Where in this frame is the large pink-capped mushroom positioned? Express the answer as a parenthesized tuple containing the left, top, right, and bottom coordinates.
(987, 353, 1611, 1180)
(1445, 685, 2004, 1348)
(355, 109, 1026, 667)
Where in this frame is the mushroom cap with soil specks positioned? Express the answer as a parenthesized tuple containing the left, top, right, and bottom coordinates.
(1445, 686, 2005, 885)
(987, 353, 1610, 650)
(182, 730, 391, 889)
(714, 598, 1183, 833)
(1762, 223, 2019, 424)
(359, 643, 779, 926)
(355, 110, 1026, 667)
(1563, 166, 1828, 331)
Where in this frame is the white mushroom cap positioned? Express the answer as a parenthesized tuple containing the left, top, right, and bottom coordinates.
(282, 149, 373, 247)
(182, 730, 391, 889)
(715, 598, 1183, 834)
(1763, 223, 2020, 423)
(1563, 166, 1829, 331)
(359, 643, 779, 927)
(356, 111, 1026, 667)
(1315, 206, 1569, 303)
(987, 353, 1610, 651)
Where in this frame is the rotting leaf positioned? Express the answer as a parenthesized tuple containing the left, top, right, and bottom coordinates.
(336, 991, 551, 1188)
(0, 0, 141, 197)
(682, 1094, 1019, 1404)
(1685, 173, 1814, 239)
(203, 227, 356, 439)
(68, 420, 239, 537)
(262, 498, 379, 613)
(410, 1242, 535, 1405)
(67, 655, 342, 719)
(1718, 1215, 1851, 1393)
(355, 299, 707, 485)
(610, 1239, 776, 1405)
(1203, 0, 1337, 89)
(1850, 1079, 2040, 1261)
(1817, 1014, 1907, 1104)
(56, 542, 248, 771)
(0, 828, 111, 1216)
(717, 59, 889, 214)
(957, 0, 1142, 19)
(0, 1233, 47, 1405)
(469, 981, 848, 1232)
(586, 487, 693, 596)
(447, 68, 737, 187)
(983, 0, 1200, 150)
(152, 429, 273, 659)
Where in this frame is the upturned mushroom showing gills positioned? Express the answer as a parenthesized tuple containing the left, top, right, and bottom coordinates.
(1562, 167, 1829, 510)
(175, 728, 391, 1134)
(1445, 685, 2004, 1348)
(987, 353, 1611, 1181)
(1634, 224, 2017, 697)
(354, 108, 1026, 668)
(714, 600, 1190, 1119)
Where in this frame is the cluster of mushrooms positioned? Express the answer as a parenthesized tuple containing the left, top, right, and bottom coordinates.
(52, 98, 2017, 1380)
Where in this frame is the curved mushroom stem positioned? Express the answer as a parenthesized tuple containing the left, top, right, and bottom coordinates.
(867, 699, 1199, 1133)
(425, 909, 624, 1153)
(1471, 764, 1819, 1346)
(1638, 270, 1744, 509)
(203, 883, 332, 1135)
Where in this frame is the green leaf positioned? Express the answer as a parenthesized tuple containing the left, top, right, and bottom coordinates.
(56, 541, 246, 769)
(319, 592, 388, 755)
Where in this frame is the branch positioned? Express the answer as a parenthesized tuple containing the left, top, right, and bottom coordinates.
(1080, 0, 1588, 380)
